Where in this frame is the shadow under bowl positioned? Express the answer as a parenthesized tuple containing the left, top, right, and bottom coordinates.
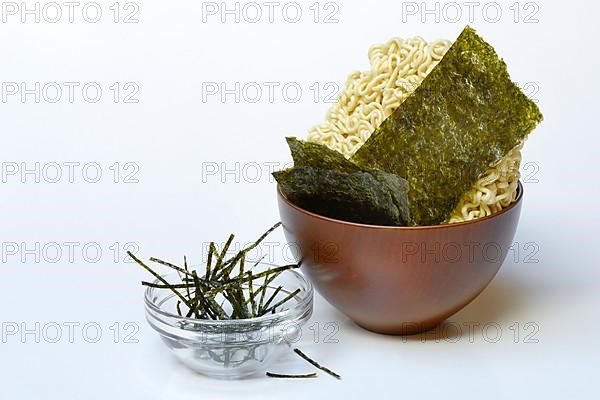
(276, 182, 523, 335)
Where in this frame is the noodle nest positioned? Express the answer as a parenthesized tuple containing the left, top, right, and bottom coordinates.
(306, 36, 522, 223)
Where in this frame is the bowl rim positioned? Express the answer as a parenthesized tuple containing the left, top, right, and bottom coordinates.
(277, 181, 523, 230)
(144, 268, 313, 326)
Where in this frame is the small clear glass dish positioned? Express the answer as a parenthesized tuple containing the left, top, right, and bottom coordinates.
(144, 268, 313, 379)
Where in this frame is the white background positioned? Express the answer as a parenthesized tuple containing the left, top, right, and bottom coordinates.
(1, 0, 598, 398)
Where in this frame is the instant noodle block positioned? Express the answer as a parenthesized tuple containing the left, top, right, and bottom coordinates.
(351, 26, 543, 226)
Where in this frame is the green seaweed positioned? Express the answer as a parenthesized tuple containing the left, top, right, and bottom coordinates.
(351, 26, 543, 226)
(370, 170, 410, 225)
(266, 372, 318, 379)
(128, 223, 301, 320)
(274, 166, 409, 226)
(286, 137, 360, 173)
(293, 348, 342, 380)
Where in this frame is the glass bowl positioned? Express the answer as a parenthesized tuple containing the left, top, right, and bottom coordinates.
(144, 268, 313, 379)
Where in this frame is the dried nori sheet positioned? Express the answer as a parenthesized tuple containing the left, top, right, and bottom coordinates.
(276, 138, 410, 225)
(274, 167, 409, 226)
(351, 26, 543, 226)
(285, 137, 360, 173)
(369, 170, 410, 225)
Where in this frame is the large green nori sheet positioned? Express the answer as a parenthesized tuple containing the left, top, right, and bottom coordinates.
(274, 166, 409, 226)
(351, 26, 543, 226)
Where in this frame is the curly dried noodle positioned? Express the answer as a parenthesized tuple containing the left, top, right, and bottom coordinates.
(306, 37, 522, 223)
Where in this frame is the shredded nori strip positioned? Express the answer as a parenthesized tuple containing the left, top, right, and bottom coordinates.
(274, 166, 409, 226)
(293, 348, 341, 380)
(351, 26, 543, 226)
(266, 372, 318, 379)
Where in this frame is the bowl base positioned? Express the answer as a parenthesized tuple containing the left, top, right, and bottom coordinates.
(355, 320, 443, 335)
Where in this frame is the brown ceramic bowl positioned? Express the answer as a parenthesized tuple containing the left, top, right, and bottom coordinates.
(277, 182, 523, 335)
